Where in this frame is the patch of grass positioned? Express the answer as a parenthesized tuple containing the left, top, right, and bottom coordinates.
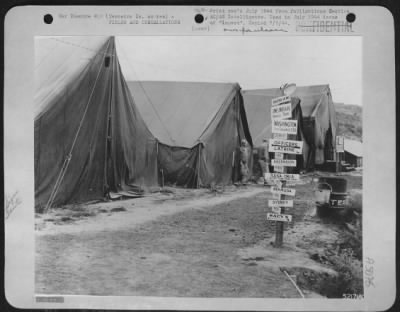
(316, 211, 363, 297)
(329, 249, 363, 296)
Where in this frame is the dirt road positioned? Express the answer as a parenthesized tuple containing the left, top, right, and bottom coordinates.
(35, 173, 362, 298)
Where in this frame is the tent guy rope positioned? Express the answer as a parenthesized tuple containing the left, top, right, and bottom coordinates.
(44, 40, 112, 212)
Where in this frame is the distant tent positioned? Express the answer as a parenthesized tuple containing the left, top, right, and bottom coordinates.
(35, 37, 158, 209)
(127, 81, 253, 187)
(242, 85, 337, 170)
(241, 92, 307, 171)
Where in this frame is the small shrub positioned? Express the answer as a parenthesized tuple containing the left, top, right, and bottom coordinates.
(329, 249, 363, 296)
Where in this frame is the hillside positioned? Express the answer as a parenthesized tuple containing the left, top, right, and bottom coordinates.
(334, 103, 362, 142)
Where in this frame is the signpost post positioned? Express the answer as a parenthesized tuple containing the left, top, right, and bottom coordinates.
(267, 89, 302, 248)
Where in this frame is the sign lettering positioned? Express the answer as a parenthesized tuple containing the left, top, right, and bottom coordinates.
(271, 103, 292, 120)
(271, 186, 296, 196)
(268, 200, 293, 207)
(267, 213, 292, 222)
(272, 119, 298, 134)
(272, 159, 297, 167)
(264, 173, 300, 181)
(269, 139, 303, 154)
(271, 95, 291, 106)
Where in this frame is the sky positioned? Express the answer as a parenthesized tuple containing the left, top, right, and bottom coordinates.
(116, 36, 362, 106)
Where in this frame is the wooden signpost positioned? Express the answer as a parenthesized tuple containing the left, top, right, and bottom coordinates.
(271, 186, 296, 196)
(272, 120, 298, 134)
(265, 173, 300, 181)
(267, 93, 303, 248)
(271, 159, 297, 167)
(269, 139, 303, 154)
(266, 213, 293, 222)
(268, 199, 293, 207)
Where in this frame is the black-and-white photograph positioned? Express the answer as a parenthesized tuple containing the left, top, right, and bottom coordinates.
(33, 35, 364, 298)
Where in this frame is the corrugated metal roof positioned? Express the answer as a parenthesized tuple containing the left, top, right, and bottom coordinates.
(344, 139, 363, 157)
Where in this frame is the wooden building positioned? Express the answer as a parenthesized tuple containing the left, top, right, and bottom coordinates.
(344, 139, 363, 168)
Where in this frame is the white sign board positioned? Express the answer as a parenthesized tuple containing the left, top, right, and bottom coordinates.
(272, 159, 297, 167)
(272, 193, 280, 199)
(267, 213, 292, 222)
(275, 152, 284, 159)
(265, 173, 300, 181)
(272, 119, 298, 134)
(271, 206, 281, 214)
(269, 139, 303, 155)
(274, 166, 284, 173)
(268, 200, 293, 207)
(271, 95, 291, 106)
(271, 103, 292, 120)
(273, 133, 288, 140)
(336, 136, 345, 153)
(270, 179, 283, 188)
(271, 186, 296, 196)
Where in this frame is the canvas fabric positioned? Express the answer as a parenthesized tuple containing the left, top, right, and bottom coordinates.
(127, 81, 253, 188)
(35, 37, 158, 209)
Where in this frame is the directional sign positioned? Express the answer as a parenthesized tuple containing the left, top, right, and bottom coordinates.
(269, 139, 303, 155)
(271, 206, 281, 214)
(265, 173, 300, 181)
(267, 213, 292, 222)
(269, 179, 283, 188)
(273, 133, 288, 140)
(271, 186, 296, 196)
(268, 200, 293, 207)
(272, 192, 280, 199)
(275, 152, 284, 160)
(274, 165, 284, 173)
(272, 119, 298, 134)
(271, 103, 292, 120)
(272, 95, 291, 106)
(272, 159, 297, 167)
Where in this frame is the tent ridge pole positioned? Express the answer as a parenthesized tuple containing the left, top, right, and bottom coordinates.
(103, 47, 114, 198)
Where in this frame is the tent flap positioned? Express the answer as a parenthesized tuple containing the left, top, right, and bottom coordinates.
(128, 81, 253, 187)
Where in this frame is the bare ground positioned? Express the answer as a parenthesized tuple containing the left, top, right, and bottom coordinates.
(35, 172, 362, 298)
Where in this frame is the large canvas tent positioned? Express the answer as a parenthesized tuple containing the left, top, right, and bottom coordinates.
(127, 81, 253, 188)
(35, 37, 158, 209)
(242, 85, 337, 170)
